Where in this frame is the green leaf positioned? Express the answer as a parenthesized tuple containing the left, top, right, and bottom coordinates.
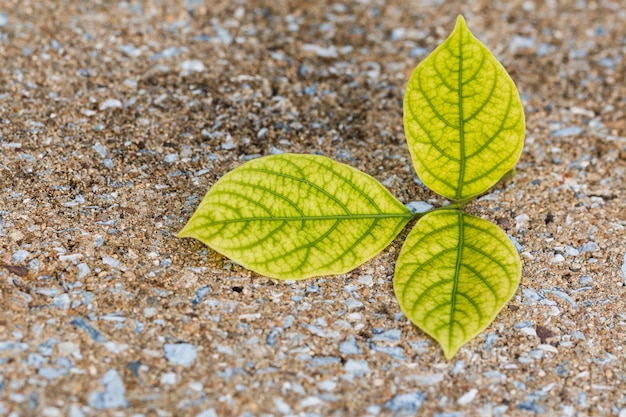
(179, 154, 412, 279)
(394, 210, 521, 359)
(404, 15, 525, 201)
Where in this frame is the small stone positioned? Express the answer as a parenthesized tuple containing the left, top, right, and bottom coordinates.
(273, 398, 291, 414)
(68, 405, 85, 417)
(318, 380, 336, 392)
(515, 214, 529, 229)
(372, 329, 401, 342)
(302, 44, 338, 58)
(102, 256, 120, 268)
(578, 242, 598, 253)
(164, 153, 178, 163)
(339, 336, 362, 355)
(196, 409, 218, 417)
(344, 359, 370, 376)
(99, 99, 122, 111)
(179, 60, 205, 75)
(409, 373, 445, 386)
(301, 396, 323, 407)
(344, 298, 363, 310)
(51, 293, 70, 309)
(163, 343, 197, 367)
(551, 126, 582, 137)
(621, 253, 626, 284)
(77, 263, 90, 279)
(457, 388, 478, 406)
(160, 372, 177, 385)
(551, 254, 565, 263)
(0, 13, 8, 27)
(384, 392, 425, 413)
(88, 369, 128, 409)
(405, 201, 434, 214)
(12, 250, 30, 263)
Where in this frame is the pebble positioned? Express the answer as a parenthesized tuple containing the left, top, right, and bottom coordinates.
(371, 329, 401, 342)
(551, 290, 578, 308)
(339, 336, 362, 355)
(551, 126, 583, 137)
(88, 369, 128, 409)
(273, 398, 291, 414)
(384, 392, 425, 413)
(457, 388, 478, 406)
(102, 256, 120, 268)
(51, 293, 70, 309)
(12, 250, 30, 263)
(77, 263, 90, 279)
(344, 298, 363, 310)
(405, 201, 434, 214)
(344, 359, 370, 376)
(302, 44, 338, 58)
(163, 343, 198, 367)
(160, 372, 177, 384)
(70, 317, 106, 343)
(578, 242, 598, 253)
(621, 253, 626, 283)
(179, 60, 205, 75)
(164, 153, 179, 163)
(98, 99, 122, 111)
(408, 373, 445, 386)
(0, 13, 8, 27)
(318, 380, 336, 392)
(196, 409, 217, 417)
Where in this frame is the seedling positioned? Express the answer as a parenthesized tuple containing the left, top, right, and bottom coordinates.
(179, 16, 525, 358)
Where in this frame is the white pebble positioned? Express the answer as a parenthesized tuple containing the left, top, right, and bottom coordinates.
(77, 263, 90, 279)
(405, 201, 434, 214)
(160, 372, 177, 385)
(12, 250, 30, 263)
(179, 60, 205, 74)
(102, 256, 120, 268)
(457, 388, 478, 406)
(551, 254, 565, 263)
(515, 214, 529, 229)
(519, 327, 537, 337)
(538, 344, 558, 353)
(164, 153, 178, 163)
(99, 99, 122, 111)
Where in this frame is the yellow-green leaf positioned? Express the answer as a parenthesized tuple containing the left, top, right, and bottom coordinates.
(179, 154, 412, 279)
(404, 15, 525, 201)
(394, 210, 521, 359)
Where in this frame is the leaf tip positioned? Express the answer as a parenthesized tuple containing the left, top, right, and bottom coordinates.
(455, 14, 468, 30)
(176, 222, 193, 239)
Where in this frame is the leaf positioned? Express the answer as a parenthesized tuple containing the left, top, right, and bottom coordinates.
(179, 154, 412, 279)
(404, 15, 525, 201)
(394, 210, 521, 359)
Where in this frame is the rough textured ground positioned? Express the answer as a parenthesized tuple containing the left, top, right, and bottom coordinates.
(1, 0, 625, 416)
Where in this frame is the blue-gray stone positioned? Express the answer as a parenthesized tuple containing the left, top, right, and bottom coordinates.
(196, 408, 218, 417)
(551, 126, 582, 137)
(38, 367, 68, 380)
(344, 359, 370, 376)
(372, 329, 401, 342)
(163, 343, 197, 367)
(191, 285, 211, 308)
(70, 317, 106, 343)
(88, 369, 128, 409)
(384, 392, 425, 413)
(339, 336, 362, 355)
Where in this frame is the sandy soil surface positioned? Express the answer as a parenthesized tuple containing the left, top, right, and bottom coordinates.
(1, 0, 625, 416)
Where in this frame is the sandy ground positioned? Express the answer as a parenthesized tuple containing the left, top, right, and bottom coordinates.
(1, 0, 625, 416)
